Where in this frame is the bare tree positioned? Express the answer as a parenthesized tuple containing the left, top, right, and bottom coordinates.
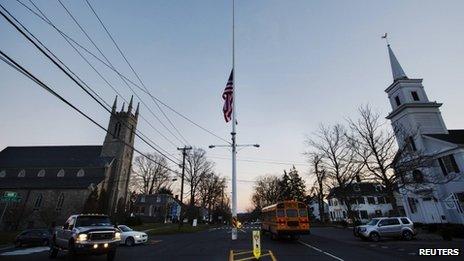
(305, 123, 364, 220)
(181, 147, 214, 220)
(347, 105, 400, 214)
(131, 153, 173, 195)
(251, 175, 281, 209)
(306, 153, 328, 222)
(198, 173, 226, 222)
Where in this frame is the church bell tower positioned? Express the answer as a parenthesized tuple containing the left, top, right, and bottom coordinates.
(101, 95, 139, 214)
(384, 43, 448, 151)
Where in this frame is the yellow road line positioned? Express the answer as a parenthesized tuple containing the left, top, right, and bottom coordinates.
(269, 250, 277, 261)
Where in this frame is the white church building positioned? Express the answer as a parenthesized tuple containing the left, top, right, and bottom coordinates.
(384, 44, 464, 225)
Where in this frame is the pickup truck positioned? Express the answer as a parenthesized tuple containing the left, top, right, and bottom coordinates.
(49, 214, 121, 260)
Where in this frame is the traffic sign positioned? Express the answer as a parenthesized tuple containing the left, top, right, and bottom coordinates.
(252, 230, 261, 259)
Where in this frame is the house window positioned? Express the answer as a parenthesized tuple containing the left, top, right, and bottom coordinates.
(18, 169, 26, 177)
(360, 210, 368, 219)
(342, 211, 346, 219)
(455, 193, 464, 213)
(140, 196, 146, 203)
(375, 210, 382, 217)
(412, 170, 424, 183)
(411, 91, 420, 101)
(394, 96, 401, 106)
(353, 183, 360, 192)
(357, 197, 365, 204)
(407, 197, 417, 213)
(375, 185, 382, 192)
(76, 169, 85, 177)
(377, 197, 386, 204)
(367, 197, 375, 204)
(57, 169, 65, 177)
(0, 170, 5, 178)
(33, 194, 43, 210)
(56, 193, 65, 211)
(37, 169, 45, 177)
(438, 154, 460, 176)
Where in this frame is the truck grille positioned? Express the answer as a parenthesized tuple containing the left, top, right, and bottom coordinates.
(89, 232, 114, 241)
(287, 221, 299, 227)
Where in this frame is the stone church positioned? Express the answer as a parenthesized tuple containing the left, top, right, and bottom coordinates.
(0, 96, 138, 230)
(385, 44, 464, 224)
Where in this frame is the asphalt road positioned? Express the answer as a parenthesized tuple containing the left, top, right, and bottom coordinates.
(0, 226, 462, 260)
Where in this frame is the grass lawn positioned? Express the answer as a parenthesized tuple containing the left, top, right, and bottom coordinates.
(0, 231, 19, 246)
(132, 223, 212, 236)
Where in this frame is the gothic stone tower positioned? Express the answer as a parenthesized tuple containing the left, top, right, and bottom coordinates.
(101, 96, 139, 215)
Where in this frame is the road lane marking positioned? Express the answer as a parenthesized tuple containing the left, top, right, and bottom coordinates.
(0, 247, 49, 256)
(298, 240, 344, 261)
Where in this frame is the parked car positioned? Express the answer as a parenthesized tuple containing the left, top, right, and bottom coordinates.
(354, 217, 416, 242)
(117, 225, 148, 246)
(14, 229, 51, 247)
(49, 214, 120, 260)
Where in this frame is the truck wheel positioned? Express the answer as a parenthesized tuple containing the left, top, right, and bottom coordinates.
(369, 232, 380, 242)
(48, 245, 58, 259)
(402, 230, 413, 241)
(125, 237, 135, 247)
(107, 249, 117, 261)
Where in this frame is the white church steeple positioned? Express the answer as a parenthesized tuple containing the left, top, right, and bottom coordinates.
(388, 44, 408, 81)
(384, 42, 448, 149)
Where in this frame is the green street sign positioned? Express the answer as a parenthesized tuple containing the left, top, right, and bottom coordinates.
(1, 196, 21, 202)
(4, 191, 18, 198)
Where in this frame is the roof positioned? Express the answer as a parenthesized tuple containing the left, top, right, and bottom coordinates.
(387, 44, 408, 81)
(135, 194, 183, 206)
(424, 129, 464, 145)
(327, 183, 386, 199)
(0, 146, 113, 168)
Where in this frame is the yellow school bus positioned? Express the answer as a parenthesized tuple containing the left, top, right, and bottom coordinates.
(261, 201, 310, 239)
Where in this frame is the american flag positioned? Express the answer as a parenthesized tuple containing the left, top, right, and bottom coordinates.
(222, 69, 234, 122)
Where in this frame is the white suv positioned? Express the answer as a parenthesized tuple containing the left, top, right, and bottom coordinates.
(354, 217, 416, 242)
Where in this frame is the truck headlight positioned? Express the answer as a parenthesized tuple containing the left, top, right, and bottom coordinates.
(360, 227, 367, 232)
(115, 232, 121, 240)
(77, 233, 88, 242)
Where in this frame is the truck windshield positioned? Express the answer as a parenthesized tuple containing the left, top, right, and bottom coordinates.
(75, 216, 112, 227)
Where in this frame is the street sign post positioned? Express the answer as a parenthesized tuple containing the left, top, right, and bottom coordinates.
(252, 230, 261, 259)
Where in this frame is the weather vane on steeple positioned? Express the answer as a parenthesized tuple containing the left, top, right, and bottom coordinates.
(381, 33, 390, 46)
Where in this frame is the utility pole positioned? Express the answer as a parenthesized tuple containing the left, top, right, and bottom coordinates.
(177, 146, 192, 229)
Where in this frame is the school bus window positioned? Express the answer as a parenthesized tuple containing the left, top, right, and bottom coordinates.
(276, 210, 285, 217)
(299, 209, 308, 216)
(286, 209, 298, 217)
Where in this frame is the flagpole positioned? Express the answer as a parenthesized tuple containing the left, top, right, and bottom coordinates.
(231, 0, 238, 241)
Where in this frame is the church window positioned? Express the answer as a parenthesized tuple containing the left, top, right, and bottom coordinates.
(0, 170, 5, 178)
(56, 193, 65, 211)
(114, 122, 122, 138)
(57, 169, 65, 177)
(18, 169, 26, 178)
(438, 154, 460, 176)
(407, 197, 417, 213)
(412, 170, 424, 183)
(130, 125, 134, 140)
(76, 169, 85, 177)
(33, 194, 43, 210)
(411, 91, 420, 101)
(37, 169, 45, 177)
(394, 96, 401, 106)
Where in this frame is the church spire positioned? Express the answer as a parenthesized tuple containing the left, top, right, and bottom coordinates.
(111, 95, 118, 113)
(135, 102, 140, 118)
(387, 44, 408, 81)
(128, 95, 134, 113)
(120, 102, 125, 112)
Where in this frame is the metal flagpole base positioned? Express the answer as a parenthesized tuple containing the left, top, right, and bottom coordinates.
(231, 227, 237, 240)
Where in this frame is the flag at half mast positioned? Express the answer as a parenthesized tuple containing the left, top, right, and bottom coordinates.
(222, 69, 234, 122)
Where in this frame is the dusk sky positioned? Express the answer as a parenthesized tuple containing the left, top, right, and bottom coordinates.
(1, 0, 464, 211)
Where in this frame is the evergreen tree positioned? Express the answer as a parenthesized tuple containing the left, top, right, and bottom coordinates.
(288, 166, 306, 201)
(278, 170, 292, 200)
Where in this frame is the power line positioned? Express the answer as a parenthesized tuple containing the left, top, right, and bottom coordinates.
(208, 155, 310, 166)
(56, 0, 187, 146)
(0, 5, 181, 166)
(0, 49, 181, 175)
(83, 0, 190, 146)
(15, 0, 230, 145)
(23, 0, 181, 153)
